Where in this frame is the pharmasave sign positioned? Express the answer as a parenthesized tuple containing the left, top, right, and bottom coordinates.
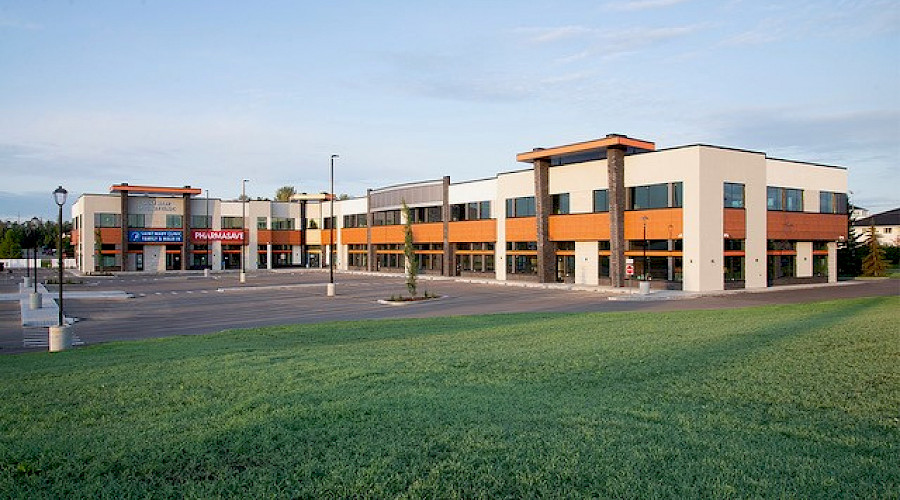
(191, 230, 245, 242)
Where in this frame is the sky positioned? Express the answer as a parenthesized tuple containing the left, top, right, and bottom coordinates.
(0, 0, 897, 222)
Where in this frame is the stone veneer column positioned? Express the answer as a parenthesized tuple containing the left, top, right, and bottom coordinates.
(366, 189, 375, 272)
(120, 191, 128, 271)
(442, 176, 452, 276)
(534, 158, 554, 283)
(608, 146, 626, 287)
(182, 192, 192, 270)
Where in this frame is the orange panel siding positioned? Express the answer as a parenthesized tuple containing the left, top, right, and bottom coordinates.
(549, 213, 609, 241)
(341, 227, 368, 244)
(624, 209, 683, 240)
(98, 228, 123, 243)
(271, 231, 301, 245)
(370, 225, 405, 244)
(257, 229, 272, 244)
(767, 212, 848, 241)
(723, 208, 746, 239)
(411, 222, 444, 243)
(449, 220, 497, 243)
(506, 217, 537, 241)
(71, 229, 79, 245)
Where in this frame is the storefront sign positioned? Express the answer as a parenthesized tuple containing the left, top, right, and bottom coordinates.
(191, 230, 245, 242)
(135, 199, 177, 213)
(128, 230, 183, 243)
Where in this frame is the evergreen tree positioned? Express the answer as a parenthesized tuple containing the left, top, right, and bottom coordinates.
(861, 226, 888, 277)
(402, 200, 418, 298)
(837, 202, 863, 276)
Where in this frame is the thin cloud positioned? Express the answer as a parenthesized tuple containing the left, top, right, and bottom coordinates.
(604, 0, 690, 12)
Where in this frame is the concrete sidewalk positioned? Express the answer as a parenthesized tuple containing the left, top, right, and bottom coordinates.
(0, 282, 133, 327)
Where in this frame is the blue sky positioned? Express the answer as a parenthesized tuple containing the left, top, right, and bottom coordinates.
(1, 0, 897, 221)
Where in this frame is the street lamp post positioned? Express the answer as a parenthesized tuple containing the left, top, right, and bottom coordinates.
(29, 217, 42, 310)
(327, 154, 338, 297)
(49, 186, 72, 351)
(240, 180, 248, 283)
(205, 189, 210, 277)
(641, 216, 649, 280)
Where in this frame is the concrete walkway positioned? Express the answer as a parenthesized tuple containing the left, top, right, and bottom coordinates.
(0, 282, 133, 327)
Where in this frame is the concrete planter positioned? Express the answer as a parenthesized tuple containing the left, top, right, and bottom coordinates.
(49, 325, 74, 352)
(29, 292, 42, 310)
(23, 277, 32, 288)
(638, 280, 651, 295)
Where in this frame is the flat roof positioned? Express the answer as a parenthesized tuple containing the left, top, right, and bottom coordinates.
(110, 184, 202, 195)
(516, 134, 656, 162)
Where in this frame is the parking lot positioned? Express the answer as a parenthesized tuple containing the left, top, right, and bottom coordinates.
(1, 268, 896, 354)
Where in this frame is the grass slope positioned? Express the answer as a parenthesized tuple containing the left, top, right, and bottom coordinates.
(1, 297, 898, 498)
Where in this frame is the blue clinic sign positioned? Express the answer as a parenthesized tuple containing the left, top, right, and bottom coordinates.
(128, 230, 183, 243)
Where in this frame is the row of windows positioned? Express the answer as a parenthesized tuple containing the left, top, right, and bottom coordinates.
(451, 201, 492, 221)
(767, 187, 804, 212)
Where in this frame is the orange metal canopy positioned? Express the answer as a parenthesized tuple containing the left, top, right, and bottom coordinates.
(110, 184, 202, 195)
(516, 134, 655, 163)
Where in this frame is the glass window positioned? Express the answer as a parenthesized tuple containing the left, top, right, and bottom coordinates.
(271, 218, 295, 230)
(672, 182, 683, 208)
(724, 183, 745, 208)
(222, 217, 244, 229)
(819, 191, 834, 214)
(466, 202, 479, 220)
(257, 217, 267, 229)
(630, 184, 669, 210)
(785, 189, 803, 212)
(128, 214, 146, 228)
(507, 197, 536, 218)
(427, 206, 442, 223)
(767, 187, 783, 211)
(166, 215, 182, 228)
(593, 190, 609, 212)
(551, 193, 570, 215)
(190, 215, 210, 229)
(479, 201, 491, 219)
(94, 213, 121, 228)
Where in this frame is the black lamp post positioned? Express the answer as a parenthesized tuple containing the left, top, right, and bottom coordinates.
(641, 215, 649, 280)
(53, 186, 67, 326)
(241, 179, 248, 283)
(31, 217, 41, 293)
(329, 154, 338, 296)
(205, 189, 210, 270)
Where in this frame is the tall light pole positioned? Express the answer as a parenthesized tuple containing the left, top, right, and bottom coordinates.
(205, 189, 211, 276)
(49, 186, 71, 351)
(641, 215, 649, 280)
(327, 154, 338, 297)
(240, 179, 248, 283)
(31, 217, 41, 294)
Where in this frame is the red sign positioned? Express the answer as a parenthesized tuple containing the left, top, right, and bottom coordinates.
(191, 229, 245, 242)
(625, 264, 635, 276)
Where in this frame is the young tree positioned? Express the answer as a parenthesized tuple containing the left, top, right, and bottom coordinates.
(275, 186, 296, 201)
(402, 200, 418, 298)
(861, 226, 888, 277)
(0, 231, 22, 258)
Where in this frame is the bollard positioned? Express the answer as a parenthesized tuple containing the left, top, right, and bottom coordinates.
(29, 292, 42, 310)
(327, 283, 335, 297)
(49, 324, 74, 352)
(23, 276, 32, 288)
(239, 271, 246, 283)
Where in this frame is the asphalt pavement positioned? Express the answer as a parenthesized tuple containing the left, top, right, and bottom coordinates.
(0, 268, 896, 355)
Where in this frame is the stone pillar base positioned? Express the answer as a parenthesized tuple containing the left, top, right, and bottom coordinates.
(49, 324, 73, 352)
(23, 277, 32, 288)
(327, 283, 335, 297)
(29, 292, 42, 310)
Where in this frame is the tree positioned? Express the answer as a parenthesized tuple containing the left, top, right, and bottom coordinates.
(275, 186, 296, 201)
(0, 231, 22, 258)
(837, 201, 863, 277)
(402, 200, 418, 298)
(861, 226, 888, 277)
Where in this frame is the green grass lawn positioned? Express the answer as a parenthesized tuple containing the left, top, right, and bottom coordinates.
(1, 297, 898, 499)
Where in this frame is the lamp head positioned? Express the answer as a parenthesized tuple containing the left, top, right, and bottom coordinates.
(53, 186, 67, 207)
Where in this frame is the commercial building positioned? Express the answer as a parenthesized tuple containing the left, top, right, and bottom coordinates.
(71, 134, 849, 292)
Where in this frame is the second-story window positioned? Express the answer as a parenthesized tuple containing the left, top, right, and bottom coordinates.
(724, 183, 745, 208)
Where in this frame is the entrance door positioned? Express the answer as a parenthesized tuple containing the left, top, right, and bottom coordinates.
(135, 253, 144, 271)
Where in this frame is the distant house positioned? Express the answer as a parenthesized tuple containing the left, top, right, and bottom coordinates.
(853, 208, 900, 246)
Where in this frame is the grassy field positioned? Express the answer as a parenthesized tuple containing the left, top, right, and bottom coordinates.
(1, 297, 898, 498)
